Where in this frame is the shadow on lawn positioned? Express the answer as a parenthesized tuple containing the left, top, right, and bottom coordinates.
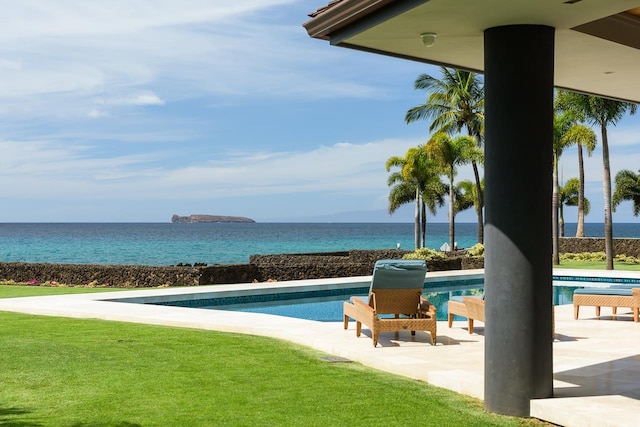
(0, 406, 42, 427)
(0, 407, 142, 427)
(70, 423, 142, 427)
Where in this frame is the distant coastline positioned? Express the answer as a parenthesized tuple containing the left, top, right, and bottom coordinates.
(171, 214, 255, 223)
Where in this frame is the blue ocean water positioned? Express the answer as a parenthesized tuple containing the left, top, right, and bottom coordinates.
(0, 222, 637, 266)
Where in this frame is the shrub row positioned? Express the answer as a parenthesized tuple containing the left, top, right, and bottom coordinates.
(559, 237, 640, 257)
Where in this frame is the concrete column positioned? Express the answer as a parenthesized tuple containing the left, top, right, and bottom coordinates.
(483, 25, 555, 416)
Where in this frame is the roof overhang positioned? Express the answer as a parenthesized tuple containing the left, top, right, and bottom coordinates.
(304, 0, 640, 103)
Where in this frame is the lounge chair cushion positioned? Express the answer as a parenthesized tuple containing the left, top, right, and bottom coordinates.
(574, 288, 633, 296)
(369, 259, 427, 290)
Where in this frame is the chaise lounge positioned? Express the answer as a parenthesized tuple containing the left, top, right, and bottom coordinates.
(451, 295, 555, 336)
(573, 287, 640, 322)
(447, 295, 483, 333)
(462, 296, 486, 334)
(343, 259, 436, 346)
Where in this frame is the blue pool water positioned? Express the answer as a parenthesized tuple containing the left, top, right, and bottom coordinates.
(210, 285, 579, 322)
(142, 273, 640, 322)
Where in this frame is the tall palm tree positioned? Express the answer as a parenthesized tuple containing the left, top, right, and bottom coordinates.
(556, 92, 637, 269)
(613, 169, 640, 217)
(555, 91, 597, 238)
(425, 132, 479, 250)
(456, 178, 484, 227)
(559, 177, 590, 237)
(406, 67, 485, 244)
(386, 146, 445, 249)
(552, 111, 596, 263)
(552, 112, 573, 264)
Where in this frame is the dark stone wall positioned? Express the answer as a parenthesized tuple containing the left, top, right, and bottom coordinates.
(249, 249, 411, 281)
(0, 249, 484, 288)
(199, 264, 261, 285)
(559, 237, 640, 257)
(0, 263, 200, 288)
(6, 241, 639, 288)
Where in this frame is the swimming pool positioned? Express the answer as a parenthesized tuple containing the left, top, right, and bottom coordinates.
(209, 285, 578, 322)
(107, 270, 640, 323)
(120, 269, 608, 322)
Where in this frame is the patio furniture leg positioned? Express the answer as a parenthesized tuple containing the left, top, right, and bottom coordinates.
(596, 306, 601, 318)
(468, 318, 474, 334)
(343, 315, 349, 330)
(448, 313, 454, 328)
(574, 304, 579, 320)
(356, 321, 362, 337)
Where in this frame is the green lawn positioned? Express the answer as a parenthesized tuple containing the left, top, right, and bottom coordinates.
(0, 284, 125, 298)
(0, 285, 548, 426)
(554, 261, 640, 271)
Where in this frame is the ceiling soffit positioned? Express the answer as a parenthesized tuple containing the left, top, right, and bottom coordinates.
(305, 0, 640, 103)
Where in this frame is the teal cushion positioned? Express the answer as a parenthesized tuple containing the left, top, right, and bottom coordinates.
(450, 295, 483, 302)
(370, 259, 427, 290)
(574, 288, 633, 296)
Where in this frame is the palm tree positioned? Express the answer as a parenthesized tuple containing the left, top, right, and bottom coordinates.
(552, 112, 573, 264)
(556, 92, 637, 270)
(425, 132, 479, 250)
(456, 178, 484, 226)
(559, 177, 590, 237)
(386, 146, 446, 249)
(613, 169, 640, 216)
(406, 67, 485, 244)
(552, 111, 596, 263)
(555, 91, 597, 237)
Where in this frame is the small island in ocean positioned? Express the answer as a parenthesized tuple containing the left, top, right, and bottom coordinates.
(171, 214, 255, 223)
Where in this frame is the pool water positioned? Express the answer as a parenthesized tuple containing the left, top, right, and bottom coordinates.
(212, 285, 579, 322)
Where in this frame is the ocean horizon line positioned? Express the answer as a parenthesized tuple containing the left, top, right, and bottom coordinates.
(0, 221, 633, 225)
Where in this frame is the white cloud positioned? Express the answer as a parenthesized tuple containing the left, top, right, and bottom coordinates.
(0, 1, 298, 39)
(87, 109, 109, 119)
(100, 92, 165, 106)
(0, 0, 388, 121)
(0, 136, 424, 202)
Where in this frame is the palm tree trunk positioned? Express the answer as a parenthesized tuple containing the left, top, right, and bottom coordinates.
(601, 125, 615, 270)
(559, 204, 565, 237)
(421, 200, 427, 248)
(552, 155, 560, 265)
(576, 143, 586, 238)
(449, 170, 455, 251)
(471, 160, 484, 244)
(414, 188, 420, 250)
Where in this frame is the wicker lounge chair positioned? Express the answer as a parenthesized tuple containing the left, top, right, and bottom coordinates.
(461, 296, 555, 336)
(447, 295, 483, 331)
(573, 287, 640, 322)
(343, 259, 436, 346)
(447, 289, 557, 338)
(462, 296, 485, 334)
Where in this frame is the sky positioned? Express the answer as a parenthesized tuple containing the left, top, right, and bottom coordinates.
(1, 0, 639, 224)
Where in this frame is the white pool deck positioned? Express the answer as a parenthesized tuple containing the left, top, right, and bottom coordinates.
(2, 268, 640, 427)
